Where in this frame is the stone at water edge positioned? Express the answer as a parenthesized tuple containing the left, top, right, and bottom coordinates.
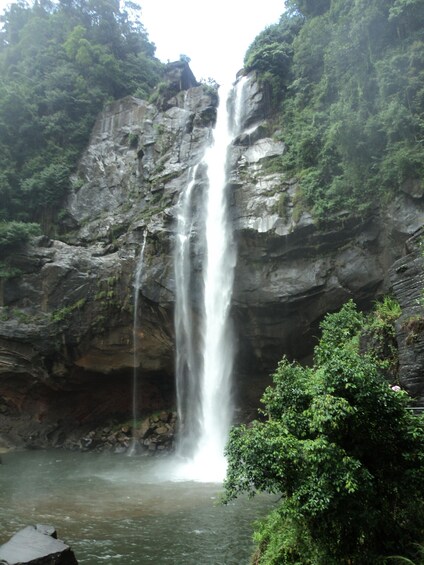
(0, 525, 78, 564)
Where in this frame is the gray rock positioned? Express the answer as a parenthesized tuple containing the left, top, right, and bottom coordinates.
(0, 525, 78, 564)
(229, 72, 272, 129)
(390, 228, 424, 404)
(0, 69, 423, 444)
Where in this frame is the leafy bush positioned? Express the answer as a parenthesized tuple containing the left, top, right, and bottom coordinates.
(224, 301, 424, 564)
(361, 296, 402, 379)
(0, 261, 22, 280)
(0, 221, 41, 251)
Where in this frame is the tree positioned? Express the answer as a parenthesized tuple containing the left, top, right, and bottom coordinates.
(245, 0, 424, 222)
(0, 0, 163, 231)
(224, 301, 424, 564)
(244, 14, 303, 105)
(0, 220, 41, 251)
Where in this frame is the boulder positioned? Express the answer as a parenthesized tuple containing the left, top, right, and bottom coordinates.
(0, 525, 78, 565)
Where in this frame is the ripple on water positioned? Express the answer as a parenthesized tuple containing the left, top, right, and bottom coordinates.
(0, 450, 275, 564)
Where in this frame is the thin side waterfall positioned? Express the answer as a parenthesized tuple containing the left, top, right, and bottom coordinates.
(175, 80, 246, 481)
(232, 76, 248, 134)
(128, 230, 148, 456)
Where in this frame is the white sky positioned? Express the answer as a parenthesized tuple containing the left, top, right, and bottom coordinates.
(0, 0, 285, 84)
(140, 0, 284, 84)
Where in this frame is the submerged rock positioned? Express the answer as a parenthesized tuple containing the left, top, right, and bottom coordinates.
(0, 525, 78, 564)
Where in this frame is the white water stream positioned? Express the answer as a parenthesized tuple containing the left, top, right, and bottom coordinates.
(128, 230, 148, 456)
(175, 80, 246, 481)
(174, 164, 201, 457)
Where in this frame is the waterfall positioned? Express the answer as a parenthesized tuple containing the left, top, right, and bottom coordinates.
(174, 80, 245, 481)
(174, 164, 201, 456)
(231, 76, 248, 134)
(128, 230, 148, 456)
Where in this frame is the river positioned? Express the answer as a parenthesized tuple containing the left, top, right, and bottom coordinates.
(0, 450, 274, 564)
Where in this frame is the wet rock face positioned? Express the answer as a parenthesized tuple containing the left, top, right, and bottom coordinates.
(0, 70, 423, 446)
(0, 83, 215, 445)
(390, 229, 424, 404)
(227, 78, 423, 378)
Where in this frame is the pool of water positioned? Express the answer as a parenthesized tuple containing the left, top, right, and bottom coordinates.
(0, 450, 274, 564)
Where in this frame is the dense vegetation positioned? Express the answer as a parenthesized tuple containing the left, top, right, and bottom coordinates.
(244, 0, 424, 221)
(224, 300, 424, 564)
(0, 0, 162, 237)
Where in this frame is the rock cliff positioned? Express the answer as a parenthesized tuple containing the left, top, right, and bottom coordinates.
(0, 68, 423, 447)
(390, 228, 424, 405)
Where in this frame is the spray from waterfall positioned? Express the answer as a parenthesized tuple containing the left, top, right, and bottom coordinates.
(174, 78, 247, 481)
(128, 230, 148, 456)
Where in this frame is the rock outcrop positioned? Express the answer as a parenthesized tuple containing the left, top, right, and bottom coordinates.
(0, 525, 78, 565)
(390, 227, 424, 404)
(0, 68, 423, 447)
(0, 78, 215, 447)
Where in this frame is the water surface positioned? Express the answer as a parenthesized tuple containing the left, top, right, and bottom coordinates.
(0, 450, 274, 564)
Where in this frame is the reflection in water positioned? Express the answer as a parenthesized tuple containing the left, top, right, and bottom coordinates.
(0, 451, 274, 564)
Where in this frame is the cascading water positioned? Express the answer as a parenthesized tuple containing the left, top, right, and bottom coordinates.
(174, 164, 202, 456)
(174, 79, 247, 481)
(128, 230, 148, 456)
(231, 76, 248, 134)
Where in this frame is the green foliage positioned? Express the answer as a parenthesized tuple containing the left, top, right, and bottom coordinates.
(0, 0, 163, 230)
(367, 295, 402, 345)
(363, 296, 402, 377)
(0, 262, 22, 280)
(402, 315, 424, 345)
(224, 300, 424, 564)
(0, 220, 41, 251)
(251, 506, 332, 565)
(275, 192, 289, 219)
(386, 543, 424, 564)
(51, 298, 86, 323)
(244, 14, 303, 108)
(261, 155, 285, 174)
(128, 132, 139, 148)
(11, 308, 32, 323)
(198, 79, 219, 107)
(373, 295, 402, 322)
(245, 0, 424, 221)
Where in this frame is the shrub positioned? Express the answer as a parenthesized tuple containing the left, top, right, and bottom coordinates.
(0, 221, 41, 252)
(224, 301, 424, 564)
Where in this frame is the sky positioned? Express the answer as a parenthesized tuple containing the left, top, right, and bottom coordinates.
(140, 0, 284, 84)
(0, 0, 285, 85)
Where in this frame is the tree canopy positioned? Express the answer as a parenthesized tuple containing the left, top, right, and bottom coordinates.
(224, 300, 424, 564)
(0, 0, 163, 231)
(244, 0, 424, 221)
